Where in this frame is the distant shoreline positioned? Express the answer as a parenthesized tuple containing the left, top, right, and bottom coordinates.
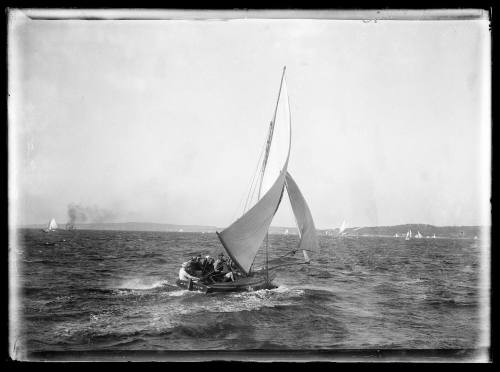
(15, 222, 487, 239)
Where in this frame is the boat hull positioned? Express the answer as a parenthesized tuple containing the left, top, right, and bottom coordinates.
(176, 271, 277, 294)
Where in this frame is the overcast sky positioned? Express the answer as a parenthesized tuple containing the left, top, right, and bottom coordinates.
(9, 10, 491, 228)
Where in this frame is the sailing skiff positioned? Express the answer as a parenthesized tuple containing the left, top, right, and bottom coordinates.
(43, 218, 58, 233)
(176, 67, 319, 293)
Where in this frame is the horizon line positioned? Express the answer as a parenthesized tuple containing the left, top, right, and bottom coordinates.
(14, 221, 490, 229)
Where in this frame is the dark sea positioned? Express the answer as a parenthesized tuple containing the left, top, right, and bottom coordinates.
(12, 229, 488, 361)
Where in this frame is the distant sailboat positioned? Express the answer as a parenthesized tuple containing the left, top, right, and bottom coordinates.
(338, 220, 347, 237)
(432, 234, 436, 239)
(284, 229, 289, 235)
(415, 231, 423, 239)
(405, 229, 411, 240)
(176, 67, 319, 293)
(393, 233, 399, 238)
(43, 218, 58, 233)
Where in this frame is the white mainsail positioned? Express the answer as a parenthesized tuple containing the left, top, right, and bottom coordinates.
(415, 231, 423, 239)
(405, 230, 411, 240)
(217, 68, 318, 275)
(218, 68, 292, 275)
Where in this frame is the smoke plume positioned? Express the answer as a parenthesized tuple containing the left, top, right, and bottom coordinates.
(67, 203, 115, 226)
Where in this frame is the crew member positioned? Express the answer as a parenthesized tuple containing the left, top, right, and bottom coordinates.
(201, 255, 214, 275)
(179, 262, 199, 282)
(213, 253, 226, 273)
(223, 271, 235, 282)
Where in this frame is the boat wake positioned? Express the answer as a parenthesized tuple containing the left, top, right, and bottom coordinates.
(115, 278, 170, 290)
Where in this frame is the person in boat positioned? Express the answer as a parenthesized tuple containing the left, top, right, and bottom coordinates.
(201, 255, 214, 275)
(197, 255, 206, 271)
(210, 253, 228, 282)
(213, 253, 226, 272)
(224, 271, 235, 282)
(218, 256, 238, 282)
(188, 255, 205, 276)
(179, 262, 199, 282)
(195, 256, 219, 284)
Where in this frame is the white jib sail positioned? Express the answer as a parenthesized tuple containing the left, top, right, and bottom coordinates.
(285, 172, 319, 254)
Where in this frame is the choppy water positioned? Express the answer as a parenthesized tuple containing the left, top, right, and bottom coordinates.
(12, 229, 487, 357)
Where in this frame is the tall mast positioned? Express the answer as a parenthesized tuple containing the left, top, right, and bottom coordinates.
(257, 66, 287, 200)
(256, 66, 286, 283)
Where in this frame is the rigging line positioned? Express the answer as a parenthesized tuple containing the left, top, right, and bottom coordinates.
(242, 135, 268, 214)
(246, 154, 263, 212)
(231, 114, 269, 220)
(231, 134, 266, 222)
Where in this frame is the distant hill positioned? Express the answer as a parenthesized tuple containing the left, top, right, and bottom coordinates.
(20, 222, 486, 238)
(21, 222, 300, 235)
(22, 222, 220, 233)
(319, 224, 488, 239)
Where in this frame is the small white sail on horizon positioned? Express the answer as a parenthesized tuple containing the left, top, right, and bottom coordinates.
(433, 233, 436, 239)
(49, 218, 58, 230)
(405, 229, 411, 240)
(44, 218, 58, 232)
(415, 231, 423, 239)
(339, 220, 346, 232)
